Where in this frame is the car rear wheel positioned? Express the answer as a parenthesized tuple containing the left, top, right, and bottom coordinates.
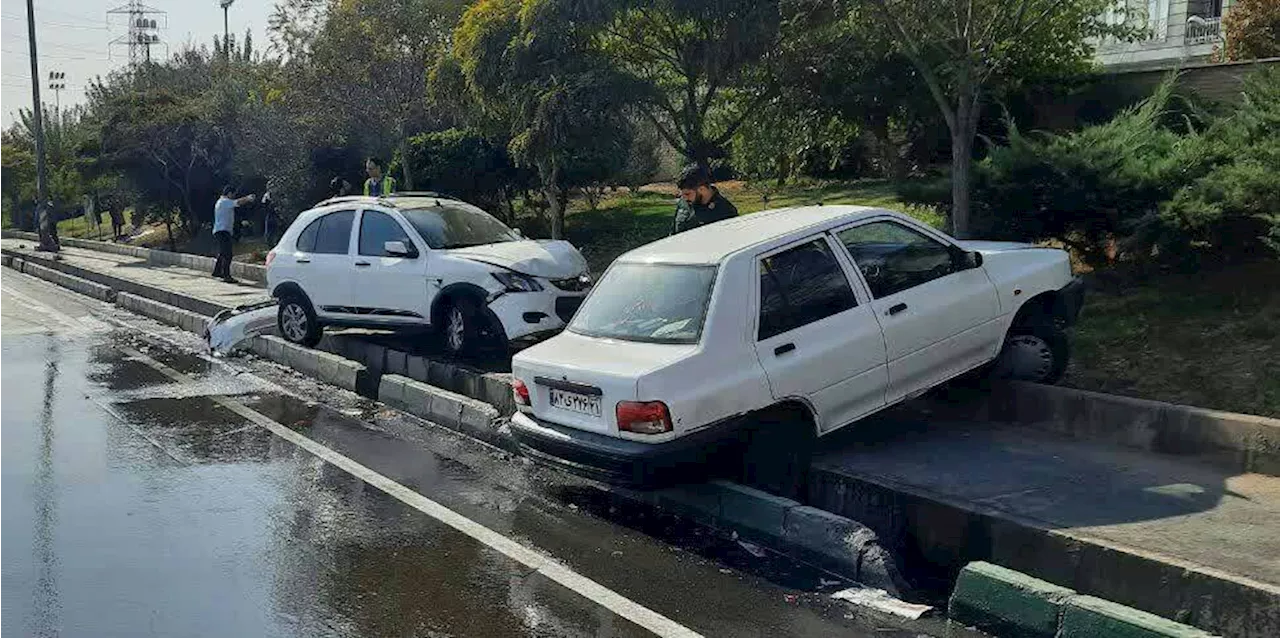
(738, 406, 814, 499)
(277, 294, 322, 347)
(993, 321, 1069, 384)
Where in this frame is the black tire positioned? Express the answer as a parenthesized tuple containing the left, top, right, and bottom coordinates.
(738, 407, 815, 499)
(993, 321, 1070, 384)
(439, 296, 487, 357)
(277, 293, 322, 347)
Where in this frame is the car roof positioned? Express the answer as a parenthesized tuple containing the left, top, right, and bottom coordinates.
(617, 205, 893, 265)
(313, 192, 460, 209)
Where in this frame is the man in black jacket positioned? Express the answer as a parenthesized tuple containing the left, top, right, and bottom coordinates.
(671, 164, 737, 235)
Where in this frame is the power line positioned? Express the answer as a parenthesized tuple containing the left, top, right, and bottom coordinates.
(2, 48, 110, 62)
(1, 16, 110, 31)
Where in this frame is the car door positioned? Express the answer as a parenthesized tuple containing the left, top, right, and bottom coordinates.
(348, 209, 430, 323)
(291, 210, 356, 319)
(751, 236, 889, 433)
(834, 219, 1001, 403)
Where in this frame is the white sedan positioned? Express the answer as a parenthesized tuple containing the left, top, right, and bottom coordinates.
(508, 206, 1084, 487)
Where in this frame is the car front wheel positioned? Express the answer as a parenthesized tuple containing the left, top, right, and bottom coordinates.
(993, 322, 1069, 384)
(277, 295, 322, 347)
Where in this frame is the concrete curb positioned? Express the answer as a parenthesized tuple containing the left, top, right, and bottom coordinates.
(613, 480, 910, 597)
(15, 260, 116, 302)
(376, 374, 511, 452)
(249, 335, 367, 394)
(949, 562, 1217, 638)
(1, 230, 267, 283)
(1060, 595, 1217, 637)
(319, 333, 517, 415)
(115, 292, 211, 336)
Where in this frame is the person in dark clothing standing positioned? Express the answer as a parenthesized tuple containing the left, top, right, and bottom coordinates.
(672, 164, 737, 235)
(212, 185, 256, 283)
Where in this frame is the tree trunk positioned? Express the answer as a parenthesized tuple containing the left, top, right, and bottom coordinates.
(949, 95, 979, 239)
(399, 134, 415, 191)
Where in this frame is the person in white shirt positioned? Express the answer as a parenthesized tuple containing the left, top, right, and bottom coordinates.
(212, 185, 255, 283)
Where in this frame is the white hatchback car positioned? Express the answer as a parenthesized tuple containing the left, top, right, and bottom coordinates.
(509, 206, 1083, 486)
(265, 193, 592, 355)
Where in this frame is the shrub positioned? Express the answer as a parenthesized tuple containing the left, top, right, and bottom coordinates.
(959, 77, 1221, 267)
(402, 128, 530, 217)
(1222, 0, 1280, 62)
(1160, 67, 1280, 260)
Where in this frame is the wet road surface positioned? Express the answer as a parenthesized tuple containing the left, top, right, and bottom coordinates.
(2, 271, 974, 638)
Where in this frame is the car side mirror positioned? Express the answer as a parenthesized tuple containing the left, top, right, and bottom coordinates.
(384, 240, 416, 258)
(513, 228, 525, 239)
(950, 246, 982, 270)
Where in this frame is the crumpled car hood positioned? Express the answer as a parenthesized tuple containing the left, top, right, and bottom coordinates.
(449, 240, 588, 279)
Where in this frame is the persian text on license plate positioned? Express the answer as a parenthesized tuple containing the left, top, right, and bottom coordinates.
(548, 388, 601, 417)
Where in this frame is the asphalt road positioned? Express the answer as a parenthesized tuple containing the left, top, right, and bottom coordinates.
(0, 271, 971, 638)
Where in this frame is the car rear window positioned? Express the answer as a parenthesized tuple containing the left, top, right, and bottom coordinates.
(568, 264, 717, 344)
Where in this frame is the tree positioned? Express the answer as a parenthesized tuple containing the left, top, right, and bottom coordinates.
(1222, 0, 1280, 62)
(451, 0, 634, 238)
(515, 0, 803, 170)
(280, 0, 467, 190)
(858, 0, 1126, 237)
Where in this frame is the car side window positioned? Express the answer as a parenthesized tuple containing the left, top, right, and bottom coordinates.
(758, 238, 858, 340)
(296, 217, 321, 252)
(837, 221, 955, 298)
(314, 210, 355, 255)
(359, 210, 413, 256)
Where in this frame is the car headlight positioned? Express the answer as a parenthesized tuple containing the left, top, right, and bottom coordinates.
(492, 272, 543, 292)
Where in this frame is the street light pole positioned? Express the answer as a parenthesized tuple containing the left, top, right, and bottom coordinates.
(48, 71, 66, 125)
(220, 0, 235, 58)
(25, 0, 48, 210)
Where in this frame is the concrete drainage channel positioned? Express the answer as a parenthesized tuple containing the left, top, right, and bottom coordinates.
(5, 245, 1267, 637)
(0, 249, 911, 601)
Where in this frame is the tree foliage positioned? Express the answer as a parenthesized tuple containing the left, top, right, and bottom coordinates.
(857, 0, 1129, 236)
(1222, 0, 1280, 62)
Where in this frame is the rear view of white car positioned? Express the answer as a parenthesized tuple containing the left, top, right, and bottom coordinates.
(509, 206, 1083, 489)
(265, 193, 592, 356)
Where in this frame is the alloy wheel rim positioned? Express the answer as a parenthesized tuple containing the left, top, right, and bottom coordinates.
(446, 307, 465, 351)
(282, 304, 307, 341)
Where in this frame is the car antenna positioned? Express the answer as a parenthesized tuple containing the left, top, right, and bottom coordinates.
(435, 199, 442, 207)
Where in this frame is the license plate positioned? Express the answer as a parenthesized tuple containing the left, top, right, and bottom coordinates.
(548, 388, 601, 418)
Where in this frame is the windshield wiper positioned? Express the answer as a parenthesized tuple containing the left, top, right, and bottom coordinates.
(441, 239, 516, 249)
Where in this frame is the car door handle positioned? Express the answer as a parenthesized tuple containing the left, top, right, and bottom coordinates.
(774, 343, 796, 356)
(295, 257, 310, 264)
(354, 261, 371, 267)
(887, 302, 908, 316)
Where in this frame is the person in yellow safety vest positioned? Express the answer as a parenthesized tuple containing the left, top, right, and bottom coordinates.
(363, 156, 397, 196)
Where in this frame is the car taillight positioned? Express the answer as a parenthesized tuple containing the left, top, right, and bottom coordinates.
(616, 401, 672, 435)
(265, 250, 276, 267)
(512, 379, 530, 406)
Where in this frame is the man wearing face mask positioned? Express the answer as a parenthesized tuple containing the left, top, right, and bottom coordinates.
(671, 164, 737, 235)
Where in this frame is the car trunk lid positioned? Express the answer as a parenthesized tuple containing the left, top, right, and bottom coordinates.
(513, 332, 696, 435)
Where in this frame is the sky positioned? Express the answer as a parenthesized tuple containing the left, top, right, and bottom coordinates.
(2, 0, 276, 128)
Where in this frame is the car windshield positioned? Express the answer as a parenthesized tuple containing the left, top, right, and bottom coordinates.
(568, 263, 717, 345)
(400, 204, 520, 249)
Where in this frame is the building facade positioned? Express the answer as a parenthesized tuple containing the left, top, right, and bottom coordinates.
(1096, 0, 1233, 71)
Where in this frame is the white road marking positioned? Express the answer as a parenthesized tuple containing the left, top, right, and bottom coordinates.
(117, 345, 703, 638)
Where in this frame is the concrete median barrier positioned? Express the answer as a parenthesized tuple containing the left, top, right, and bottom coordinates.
(1059, 595, 1217, 638)
(377, 374, 508, 450)
(948, 561, 1075, 638)
(948, 562, 1218, 638)
(15, 261, 116, 302)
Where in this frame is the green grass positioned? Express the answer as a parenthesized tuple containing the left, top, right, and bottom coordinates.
(565, 179, 940, 273)
(1066, 261, 1280, 417)
(55, 214, 113, 240)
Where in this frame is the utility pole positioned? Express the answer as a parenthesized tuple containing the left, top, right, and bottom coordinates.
(25, 0, 48, 211)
